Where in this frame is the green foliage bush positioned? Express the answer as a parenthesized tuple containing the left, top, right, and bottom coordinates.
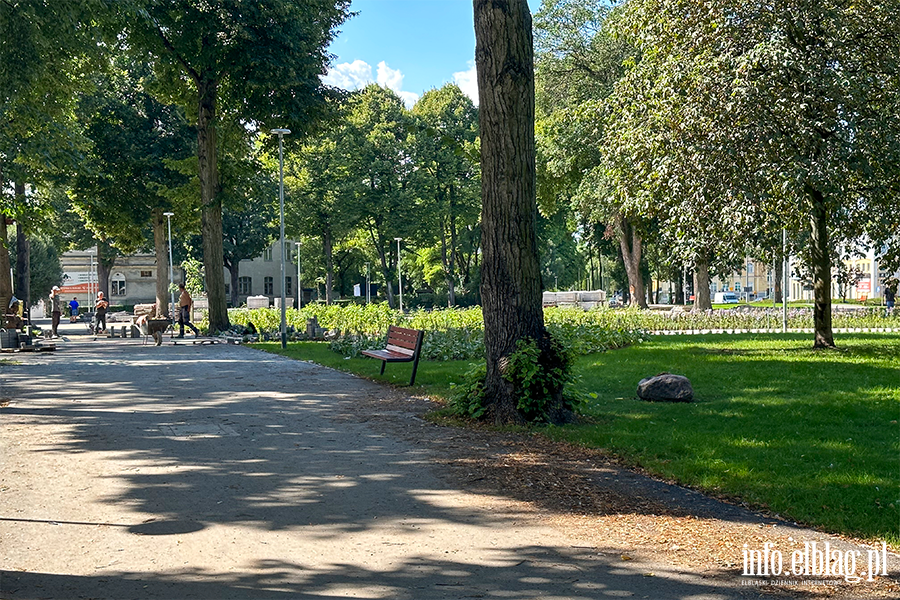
(448, 335, 583, 423)
(448, 362, 488, 419)
(226, 304, 646, 360)
(505, 336, 582, 421)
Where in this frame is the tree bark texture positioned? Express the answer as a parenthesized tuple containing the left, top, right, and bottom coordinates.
(807, 185, 834, 348)
(197, 77, 229, 332)
(151, 209, 170, 317)
(617, 214, 647, 308)
(96, 244, 113, 299)
(693, 258, 712, 310)
(226, 262, 240, 308)
(15, 230, 29, 320)
(774, 256, 783, 304)
(475, 0, 546, 425)
(323, 228, 334, 305)
(13, 182, 29, 318)
(0, 215, 11, 314)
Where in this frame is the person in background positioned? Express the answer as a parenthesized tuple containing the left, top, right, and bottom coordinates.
(69, 297, 79, 322)
(95, 291, 109, 334)
(177, 283, 200, 338)
(50, 286, 62, 338)
(885, 283, 896, 311)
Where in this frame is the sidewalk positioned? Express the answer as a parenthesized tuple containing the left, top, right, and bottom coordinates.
(1, 335, 896, 599)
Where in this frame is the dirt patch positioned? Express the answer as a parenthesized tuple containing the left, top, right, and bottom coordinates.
(340, 386, 900, 600)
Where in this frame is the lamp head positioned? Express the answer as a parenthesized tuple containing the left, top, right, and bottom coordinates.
(270, 128, 291, 135)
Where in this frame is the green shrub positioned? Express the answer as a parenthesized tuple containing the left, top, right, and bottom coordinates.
(449, 362, 488, 419)
(449, 335, 582, 423)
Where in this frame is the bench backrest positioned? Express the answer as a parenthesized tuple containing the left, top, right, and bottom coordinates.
(385, 325, 423, 357)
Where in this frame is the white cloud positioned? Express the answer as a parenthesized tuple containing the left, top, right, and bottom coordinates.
(322, 60, 419, 108)
(376, 61, 404, 91)
(453, 62, 479, 106)
(321, 59, 373, 90)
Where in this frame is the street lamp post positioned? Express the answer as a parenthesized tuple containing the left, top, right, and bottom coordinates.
(394, 237, 403, 312)
(271, 128, 291, 348)
(163, 212, 175, 320)
(295, 241, 302, 309)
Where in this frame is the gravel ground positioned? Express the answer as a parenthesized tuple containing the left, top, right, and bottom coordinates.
(1, 321, 897, 599)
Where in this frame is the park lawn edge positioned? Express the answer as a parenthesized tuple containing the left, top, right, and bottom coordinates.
(249, 334, 900, 549)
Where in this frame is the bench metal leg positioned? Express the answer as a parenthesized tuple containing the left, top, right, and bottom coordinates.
(408, 329, 424, 386)
(409, 355, 421, 386)
(379, 361, 386, 376)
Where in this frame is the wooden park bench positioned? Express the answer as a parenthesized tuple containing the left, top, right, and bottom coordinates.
(361, 325, 425, 386)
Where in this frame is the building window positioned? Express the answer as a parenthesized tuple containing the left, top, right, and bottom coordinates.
(747, 263, 754, 274)
(238, 277, 252, 296)
(140, 270, 152, 278)
(263, 246, 273, 262)
(264, 277, 274, 295)
(285, 277, 292, 296)
(111, 273, 126, 296)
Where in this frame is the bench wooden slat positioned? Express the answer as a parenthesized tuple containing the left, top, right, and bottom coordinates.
(385, 343, 415, 356)
(360, 325, 425, 385)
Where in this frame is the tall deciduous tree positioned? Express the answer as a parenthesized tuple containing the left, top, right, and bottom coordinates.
(533, 0, 652, 307)
(120, 0, 351, 332)
(70, 56, 194, 314)
(344, 85, 416, 309)
(0, 0, 101, 312)
(605, 0, 900, 347)
(476, 0, 570, 424)
(284, 126, 356, 306)
(410, 85, 481, 306)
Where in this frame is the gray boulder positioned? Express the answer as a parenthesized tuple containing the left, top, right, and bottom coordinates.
(637, 373, 694, 402)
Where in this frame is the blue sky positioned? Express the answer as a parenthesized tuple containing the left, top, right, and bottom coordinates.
(324, 0, 543, 106)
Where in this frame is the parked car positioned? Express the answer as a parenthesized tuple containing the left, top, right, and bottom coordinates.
(714, 291, 739, 304)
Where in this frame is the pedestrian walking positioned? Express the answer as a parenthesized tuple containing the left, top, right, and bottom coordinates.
(49, 286, 62, 337)
(177, 283, 200, 338)
(885, 284, 896, 311)
(69, 297, 79, 322)
(95, 292, 109, 334)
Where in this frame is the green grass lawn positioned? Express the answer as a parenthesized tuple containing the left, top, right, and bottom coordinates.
(253, 333, 900, 545)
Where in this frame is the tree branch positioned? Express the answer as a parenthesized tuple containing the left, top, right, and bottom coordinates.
(145, 13, 200, 85)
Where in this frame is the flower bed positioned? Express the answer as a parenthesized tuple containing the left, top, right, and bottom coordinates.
(221, 303, 897, 360)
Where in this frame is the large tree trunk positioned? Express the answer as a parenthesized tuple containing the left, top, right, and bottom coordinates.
(807, 185, 834, 348)
(674, 268, 685, 305)
(368, 223, 396, 308)
(774, 253, 784, 304)
(0, 215, 12, 314)
(226, 264, 240, 307)
(198, 77, 229, 332)
(13, 182, 29, 320)
(96, 244, 113, 300)
(151, 209, 170, 317)
(447, 187, 459, 306)
(379, 257, 396, 309)
(15, 231, 29, 321)
(476, 0, 558, 425)
(693, 258, 712, 310)
(323, 229, 334, 305)
(617, 214, 647, 308)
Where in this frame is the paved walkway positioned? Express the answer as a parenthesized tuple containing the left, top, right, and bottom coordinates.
(0, 321, 892, 599)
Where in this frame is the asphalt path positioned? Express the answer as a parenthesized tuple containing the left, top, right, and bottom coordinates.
(0, 320, 885, 599)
